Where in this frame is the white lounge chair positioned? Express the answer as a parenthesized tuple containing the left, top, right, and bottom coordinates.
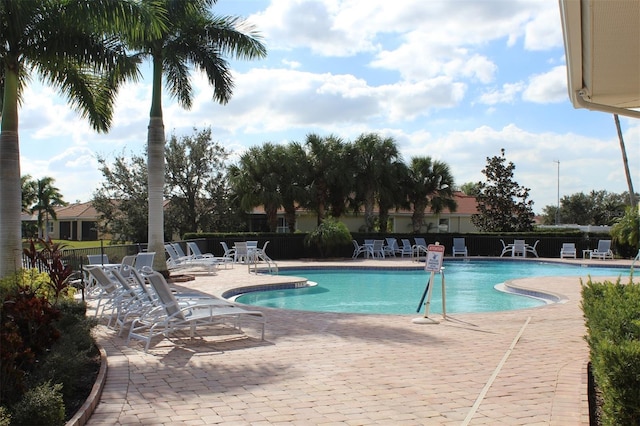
(134, 252, 155, 272)
(452, 238, 468, 257)
(560, 243, 576, 259)
(164, 243, 218, 273)
(187, 241, 231, 268)
(87, 254, 109, 265)
(127, 272, 265, 352)
(590, 240, 613, 260)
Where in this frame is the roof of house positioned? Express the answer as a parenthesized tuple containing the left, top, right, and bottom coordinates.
(53, 201, 99, 220)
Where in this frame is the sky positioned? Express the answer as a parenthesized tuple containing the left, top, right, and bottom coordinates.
(18, 0, 640, 214)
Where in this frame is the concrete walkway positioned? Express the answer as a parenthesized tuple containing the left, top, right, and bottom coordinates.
(85, 257, 635, 425)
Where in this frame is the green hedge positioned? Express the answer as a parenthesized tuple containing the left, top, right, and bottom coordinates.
(582, 278, 640, 425)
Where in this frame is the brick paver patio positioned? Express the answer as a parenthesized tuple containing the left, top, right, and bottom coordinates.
(84, 257, 635, 425)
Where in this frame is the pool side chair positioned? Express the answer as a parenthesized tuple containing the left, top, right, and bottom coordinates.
(560, 243, 576, 259)
(526, 240, 539, 258)
(87, 254, 109, 265)
(590, 240, 613, 260)
(372, 240, 385, 258)
(352, 240, 370, 259)
(127, 272, 265, 352)
(399, 239, 413, 258)
(512, 240, 526, 257)
(452, 238, 468, 257)
(187, 241, 231, 269)
(412, 238, 428, 259)
(499, 239, 513, 257)
(134, 252, 155, 273)
(384, 238, 398, 257)
(220, 242, 236, 262)
(164, 243, 217, 274)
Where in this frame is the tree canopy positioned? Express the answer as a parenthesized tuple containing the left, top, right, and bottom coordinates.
(471, 148, 534, 232)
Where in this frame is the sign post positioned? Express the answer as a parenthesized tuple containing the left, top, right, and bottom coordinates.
(413, 242, 445, 325)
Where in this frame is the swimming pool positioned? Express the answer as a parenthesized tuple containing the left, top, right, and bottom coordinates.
(234, 260, 631, 314)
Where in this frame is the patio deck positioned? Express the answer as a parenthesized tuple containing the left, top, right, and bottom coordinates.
(83, 256, 636, 425)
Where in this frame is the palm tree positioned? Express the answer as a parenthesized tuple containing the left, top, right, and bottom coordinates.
(127, 0, 266, 274)
(405, 157, 457, 233)
(305, 134, 353, 224)
(0, 1, 159, 277)
(229, 144, 282, 232)
(29, 177, 67, 238)
(614, 114, 636, 206)
(275, 142, 309, 232)
(352, 133, 401, 232)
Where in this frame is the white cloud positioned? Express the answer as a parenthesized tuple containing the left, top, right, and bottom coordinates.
(523, 65, 568, 103)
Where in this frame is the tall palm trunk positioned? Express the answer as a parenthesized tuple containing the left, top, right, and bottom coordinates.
(147, 55, 167, 275)
(0, 65, 23, 276)
(614, 114, 635, 206)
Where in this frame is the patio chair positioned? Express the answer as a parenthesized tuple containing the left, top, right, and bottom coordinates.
(384, 238, 398, 257)
(590, 240, 613, 260)
(372, 240, 385, 258)
(560, 243, 576, 259)
(87, 254, 109, 265)
(412, 237, 428, 259)
(352, 240, 370, 258)
(134, 252, 155, 273)
(187, 241, 231, 268)
(127, 272, 265, 352)
(399, 239, 413, 258)
(526, 240, 539, 257)
(499, 239, 513, 257)
(164, 243, 217, 273)
(452, 238, 468, 257)
(512, 240, 526, 257)
(220, 242, 236, 261)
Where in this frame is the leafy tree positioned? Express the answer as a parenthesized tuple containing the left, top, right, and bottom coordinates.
(611, 206, 639, 257)
(279, 142, 310, 232)
(460, 181, 481, 196)
(304, 134, 353, 224)
(352, 133, 401, 232)
(229, 143, 284, 232)
(405, 157, 457, 233)
(377, 160, 409, 233)
(472, 148, 534, 232)
(126, 0, 267, 274)
(164, 128, 233, 236)
(0, 1, 154, 277)
(28, 177, 68, 238)
(92, 153, 150, 244)
(540, 190, 628, 225)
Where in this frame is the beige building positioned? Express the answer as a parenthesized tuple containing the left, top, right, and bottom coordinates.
(31, 193, 479, 240)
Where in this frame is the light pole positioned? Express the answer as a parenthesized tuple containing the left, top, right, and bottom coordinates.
(554, 160, 560, 225)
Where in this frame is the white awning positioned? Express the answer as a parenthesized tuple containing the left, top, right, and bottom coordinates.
(559, 0, 640, 118)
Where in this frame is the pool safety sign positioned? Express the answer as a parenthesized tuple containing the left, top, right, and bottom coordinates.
(424, 244, 445, 272)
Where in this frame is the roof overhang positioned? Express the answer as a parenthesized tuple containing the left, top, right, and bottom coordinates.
(559, 0, 640, 119)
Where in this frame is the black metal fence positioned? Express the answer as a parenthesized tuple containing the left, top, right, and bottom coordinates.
(26, 233, 617, 271)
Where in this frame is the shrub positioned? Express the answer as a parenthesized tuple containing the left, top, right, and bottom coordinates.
(11, 381, 65, 426)
(304, 219, 352, 257)
(582, 278, 640, 425)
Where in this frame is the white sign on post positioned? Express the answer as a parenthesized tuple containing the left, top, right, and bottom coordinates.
(424, 244, 445, 272)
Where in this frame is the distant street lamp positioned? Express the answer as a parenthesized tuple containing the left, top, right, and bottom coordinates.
(554, 160, 560, 225)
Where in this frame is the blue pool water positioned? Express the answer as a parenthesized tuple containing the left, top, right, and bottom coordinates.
(235, 260, 631, 314)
